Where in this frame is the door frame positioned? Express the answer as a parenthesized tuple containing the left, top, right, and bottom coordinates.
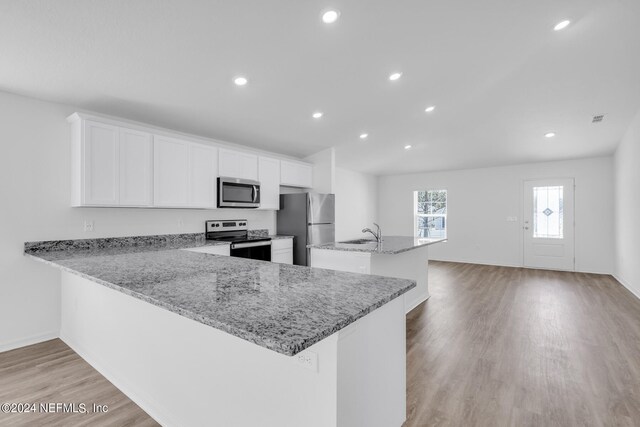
(521, 177, 576, 271)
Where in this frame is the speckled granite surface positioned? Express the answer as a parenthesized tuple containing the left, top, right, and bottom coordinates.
(25, 240, 414, 356)
(248, 229, 293, 240)
(309, 236, 446, 254)
(247, 229, 269, 238)
(24, 233, 229, 261)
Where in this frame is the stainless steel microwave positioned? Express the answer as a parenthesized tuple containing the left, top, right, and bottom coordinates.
(217, 177, 261, 208)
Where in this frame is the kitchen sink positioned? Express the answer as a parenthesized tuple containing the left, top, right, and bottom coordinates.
(338, 239, 378, 244)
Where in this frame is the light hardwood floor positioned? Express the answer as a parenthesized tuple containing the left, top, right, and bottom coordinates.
(0, 338, 158, 427)
(2, 262, 639, 426)
(406, 261, 640, 427)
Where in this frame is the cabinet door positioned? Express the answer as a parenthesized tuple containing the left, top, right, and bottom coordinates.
(219, 149, 258, 180)
(154, 136, 190, 207)
(271, 250, 293, 264)
(298, 164, 313, 188)
(239, 152, 258, 180)
(83, 120, 119, 205)
(280, 160, 313, 188)
(189, 144, 218, 208)
(119, 128, 153, 206)
(258, 157, 280, 210)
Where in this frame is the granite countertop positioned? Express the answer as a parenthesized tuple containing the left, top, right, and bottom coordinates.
(269, 235, 294, 240)
(25, 234, 414, 356)
(308, 236, 446, 255)
(24, 233, 229, 262)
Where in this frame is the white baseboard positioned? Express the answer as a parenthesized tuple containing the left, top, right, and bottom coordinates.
(429, 258, 521, 269)
(0, 331, 59, 353)
(430, 257, 612, 275)
(613, 274, 640, 301)
(59, 333, 173, 427)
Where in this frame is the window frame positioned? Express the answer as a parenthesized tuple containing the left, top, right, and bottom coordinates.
(413, 189, 448, 239)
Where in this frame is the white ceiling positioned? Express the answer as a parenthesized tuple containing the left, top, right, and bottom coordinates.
(2, 0, 639, 175)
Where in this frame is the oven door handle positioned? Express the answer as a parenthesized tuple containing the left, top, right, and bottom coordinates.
(231, 241, 272, 249)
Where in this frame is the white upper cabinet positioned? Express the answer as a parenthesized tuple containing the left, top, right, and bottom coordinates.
(258, 156, 280, 210)
(154, 136, 218, 209)
(69, 113, 314, 209)
(71, 117, 153, 207)
(81, 120, 120, 206)
(119, 128, 153, 206)
(219, 149, 258, 181)
(189, 143, 218, 208)
(280, 160, 313, 188)
(154, 136, 190, 208)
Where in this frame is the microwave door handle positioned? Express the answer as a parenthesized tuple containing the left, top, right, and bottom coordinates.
(253, 185, 258, 203)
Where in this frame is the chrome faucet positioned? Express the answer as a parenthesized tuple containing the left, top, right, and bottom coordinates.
(362, 223, 382, 243)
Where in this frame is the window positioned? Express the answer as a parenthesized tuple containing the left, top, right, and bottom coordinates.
(414, 189, 447, 238)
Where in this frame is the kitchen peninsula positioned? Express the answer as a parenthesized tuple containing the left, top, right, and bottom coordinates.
(24, 234, 415, 427)
(309, 236, 446, 313)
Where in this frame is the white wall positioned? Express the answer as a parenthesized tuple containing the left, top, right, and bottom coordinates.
(305, 147, 335, 194)
(0, 90, 276, 351)
(334, 168, 378, 242)
(614, 110, 640, 297)
(378, 157, 615, 274)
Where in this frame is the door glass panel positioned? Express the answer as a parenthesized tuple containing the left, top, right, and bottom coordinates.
(533, 186, 564, 239)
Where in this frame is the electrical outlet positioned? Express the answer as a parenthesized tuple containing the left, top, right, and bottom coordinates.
(295, 350, 318, 372)
(83, 220, 94, 232)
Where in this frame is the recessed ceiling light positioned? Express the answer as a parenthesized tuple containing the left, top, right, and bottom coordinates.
(425, 106, 436, 113)
(322, 10, 340, 24)
(404, 144, 412, 150)
(554, 20, 571, 31)
(233, 76, 248, 86)
(312, 112, 323, 119)
(545, 132, 556, 138)
(359, 133, 369, 139)
(389, 72, 402, 81)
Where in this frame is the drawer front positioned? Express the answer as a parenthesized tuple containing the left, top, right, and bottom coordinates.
(271, 238, 293, 251)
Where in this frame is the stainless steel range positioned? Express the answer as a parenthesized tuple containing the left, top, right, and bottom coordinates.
(205, 220, 271, 261)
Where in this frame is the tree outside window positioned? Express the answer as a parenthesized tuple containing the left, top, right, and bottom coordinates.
(414, 190, 447, 238)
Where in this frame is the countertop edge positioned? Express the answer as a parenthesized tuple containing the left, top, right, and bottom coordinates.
(25, 252, 415, 356)
(308, 237, 447, 254)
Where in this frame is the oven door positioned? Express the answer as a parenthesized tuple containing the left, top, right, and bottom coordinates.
(218, 177, 261, 208)
(230, 241, 272, 261)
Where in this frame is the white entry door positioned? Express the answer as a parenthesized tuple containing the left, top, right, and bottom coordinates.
(523, 178, 575, 271)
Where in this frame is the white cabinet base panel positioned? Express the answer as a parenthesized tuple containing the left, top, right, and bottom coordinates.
(310, 247, 431, 314)
(59, 271, 406, 427)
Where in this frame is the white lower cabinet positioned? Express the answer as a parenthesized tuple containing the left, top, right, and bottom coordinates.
(271, 238, 293, 264)
(182, 245, 230, 256)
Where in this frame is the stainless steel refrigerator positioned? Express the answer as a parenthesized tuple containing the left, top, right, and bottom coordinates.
(277, 193, 335, 266)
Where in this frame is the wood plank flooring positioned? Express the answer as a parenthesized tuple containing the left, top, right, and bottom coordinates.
(406, 261, 640, 427)
(2, 262, 640, 426)
(0, 338, 158, 427)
